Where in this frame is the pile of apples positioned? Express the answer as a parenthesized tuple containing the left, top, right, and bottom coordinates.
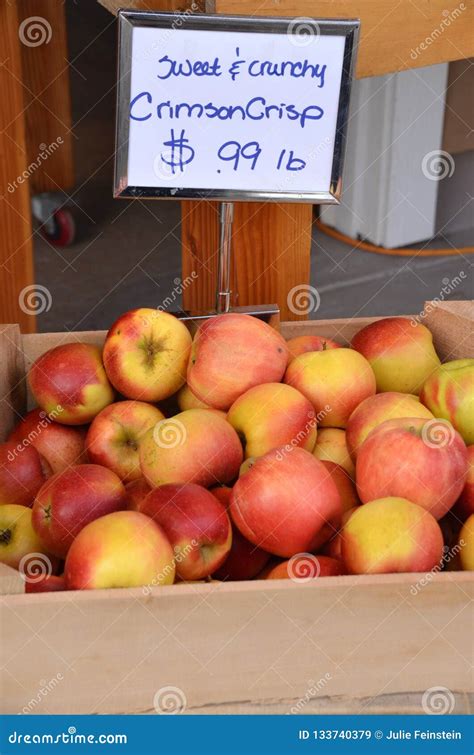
(0, 308, 472, 593)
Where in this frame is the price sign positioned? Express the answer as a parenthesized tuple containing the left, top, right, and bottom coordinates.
(114, 12, 359, 203)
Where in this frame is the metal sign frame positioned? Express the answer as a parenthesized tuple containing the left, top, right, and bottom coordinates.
(114, 11, 359, 204)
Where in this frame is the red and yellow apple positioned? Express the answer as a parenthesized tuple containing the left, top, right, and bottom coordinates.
(351, 317, 440, 394)
(264, 554, 346, 579)
(32, 463, 127, 557)
(320, 507, 359, 560)
(230, 447, 341, 557)
(356, 417, 468, 520)
(125, 478, 151, 511)
(187, 313, 289, 410)
(28, 343, 114, 425)
(103, 308, 192, 402)
(342, 497, 444, 574)
(420, 359, 474, 445)
(320, 461, 359, 513)
(8, 409, 87, 474)
(211, 486, 271, 581)
(346, 392, 434, 460)
(64, 510, 175, 589)
(227, 382, 316, 459)
(0, 441, 50, 507)
(313, 428, 355, 478)
(286, 335, 342, 362)
(139, 408, 243, 488)
(459, 514, 474, 571)
(0, 504, 54, 570)
(285, 348, 376, 428)
(141, 482, 232, 580)
(177, 384, 211, 411)
(85, 400, 165, 481)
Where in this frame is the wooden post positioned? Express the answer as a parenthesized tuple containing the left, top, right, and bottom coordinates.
(0, 2, 36, 333)
(19, 0, 75, 194)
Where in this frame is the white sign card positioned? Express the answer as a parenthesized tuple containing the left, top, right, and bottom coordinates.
(115, 13, 359, 203)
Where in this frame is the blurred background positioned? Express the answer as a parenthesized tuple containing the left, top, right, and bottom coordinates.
(3, 1, 473, 333)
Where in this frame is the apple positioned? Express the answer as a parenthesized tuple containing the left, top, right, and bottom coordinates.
(0, 441, 50, 507)
(286, 335, 342, 362)
(64, 510, 176, 590)
(230, 447, 341, 557)
(312, 428, 355, 478)
(351, 317, 440, 394)
(210, 486, 271, 581)
(32, 464, 128, 558)
(85, 400, 165, 481)
(8, 408, 87, 474)
(139, 408, 243, 488)
(356, 417, 468, 520)
(28, 343, 114, 425)
(346, 392, 434, 460)
(25, 575, 66, 593)
(454, 445, 474, 520)
(227, 382, 316, 459)
(140, 483, 232, 580)
(187, 313, 289, 410)
(459, 514, 474, 571)
(103, 308, 192, 402)
(320, 461, 359, 513)
(125, 478, 151, 511)
(342, 497, 444, 574)
(264, 554, 346, 579)
(177, 384, 211, 411)
(420, 359, 474, 445)
(239, 458, 256, 477)
(285, 348, 376, 428)
(0, 504, 55, 570)
(320, 507, 359, 560)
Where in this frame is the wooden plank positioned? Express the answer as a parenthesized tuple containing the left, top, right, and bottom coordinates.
(0, 2, 36, 334)
(0, 325, 27, 441)
(1, 573, 472, 714)
(99, 0, 206, 13)
(18, 0, 74, 194)
(211, 0, 474, 79)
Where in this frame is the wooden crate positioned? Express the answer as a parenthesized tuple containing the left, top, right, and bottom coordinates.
(1, 301, 473, 715)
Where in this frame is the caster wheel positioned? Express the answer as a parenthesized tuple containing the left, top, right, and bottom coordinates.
(40, 208, 76, 246)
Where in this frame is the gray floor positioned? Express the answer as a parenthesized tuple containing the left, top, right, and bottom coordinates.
(33, 2, 473, 333)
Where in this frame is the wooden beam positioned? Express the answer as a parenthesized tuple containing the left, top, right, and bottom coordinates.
(18, 0, 74, 194)
(0, 2, 36, 333)
(211, 0, 474, 78)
